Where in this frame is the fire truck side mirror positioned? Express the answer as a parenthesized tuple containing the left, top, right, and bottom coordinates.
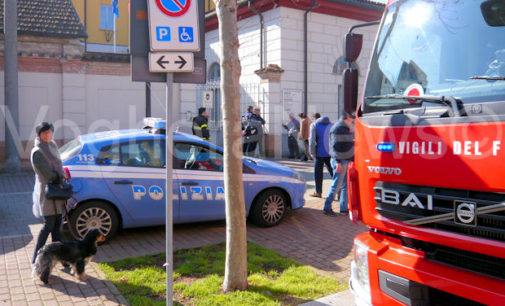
(345, 33, 363, 62)
(343, 68, 358, 114)
(481, 0, 505, 26)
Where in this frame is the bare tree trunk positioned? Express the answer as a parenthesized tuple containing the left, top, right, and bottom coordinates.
(214, 0, 248, 292)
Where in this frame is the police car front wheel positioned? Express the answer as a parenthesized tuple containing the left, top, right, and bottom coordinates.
(69, 201, 119, 242)
(250, 189, 287, 227)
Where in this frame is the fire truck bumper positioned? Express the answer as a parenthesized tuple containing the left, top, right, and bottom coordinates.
(350, 231, 505, 305)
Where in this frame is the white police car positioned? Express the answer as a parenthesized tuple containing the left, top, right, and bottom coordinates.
(60, 118, 305, 241)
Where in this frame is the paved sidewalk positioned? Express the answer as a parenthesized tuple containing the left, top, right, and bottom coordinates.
(0, 158, 363, 305)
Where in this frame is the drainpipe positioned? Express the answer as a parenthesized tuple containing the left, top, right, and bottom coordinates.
(303, 0, 318, 115)
(248, 0, 264, 69)
(84, 0, 88, 52)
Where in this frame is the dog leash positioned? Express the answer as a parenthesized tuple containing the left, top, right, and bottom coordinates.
(65, 196, 80, 240)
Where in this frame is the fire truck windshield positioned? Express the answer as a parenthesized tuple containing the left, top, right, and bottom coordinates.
(363, 0, 505, 114)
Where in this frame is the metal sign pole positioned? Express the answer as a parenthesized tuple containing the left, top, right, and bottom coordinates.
(165, 72, 174, 306)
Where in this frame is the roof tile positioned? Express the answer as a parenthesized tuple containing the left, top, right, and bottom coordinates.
(0, 0, 87, 39)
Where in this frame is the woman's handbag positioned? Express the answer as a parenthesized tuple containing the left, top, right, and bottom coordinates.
(45, 179, 74, 200)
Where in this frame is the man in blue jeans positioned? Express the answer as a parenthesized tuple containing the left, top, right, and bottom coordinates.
(323, 112, 355, 216)
(309, 115, 333, 197)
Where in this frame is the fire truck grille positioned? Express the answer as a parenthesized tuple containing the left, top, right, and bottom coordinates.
(378, 230, 505, 282)
(374, 182, 505, 243)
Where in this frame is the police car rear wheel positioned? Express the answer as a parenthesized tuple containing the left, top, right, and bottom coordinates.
(70, 201, 119, 242)
(250, 190, 287, 227)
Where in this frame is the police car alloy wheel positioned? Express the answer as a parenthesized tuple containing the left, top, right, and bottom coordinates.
(250, 189, 287, 227)
(69, 201, 119, 242)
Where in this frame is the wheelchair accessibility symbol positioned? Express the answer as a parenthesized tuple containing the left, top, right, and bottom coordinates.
(156, 0, 191, 17)
(179, 27, 194, 43)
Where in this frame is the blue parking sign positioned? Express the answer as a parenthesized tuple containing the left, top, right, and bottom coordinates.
(179, 27, 193, 43)
(157, 27, 171, 41)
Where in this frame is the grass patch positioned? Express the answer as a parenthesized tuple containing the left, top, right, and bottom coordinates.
(98, 242, 346, 305)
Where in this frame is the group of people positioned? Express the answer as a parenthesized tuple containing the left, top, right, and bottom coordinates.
(283, 111, 355, 216)
(241, 106, 266, 156)
(192, 105, 267, 157)
(191, 105, 354, 216)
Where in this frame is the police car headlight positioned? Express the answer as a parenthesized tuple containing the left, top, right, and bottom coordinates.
(291, 170, 305, 182)
(351, 239, 372, 305)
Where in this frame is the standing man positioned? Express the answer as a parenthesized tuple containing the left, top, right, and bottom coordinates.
(192, 107, 211, 141)
(323, 112, 355, 216)
(309, 115, 333, 197)
(298, 112, 311, 161)
(242, 105, 254, 121)
(252, 107, 265, 125)
(252, 108, 265, 157)
(282, 113, 300, 159)
(312, 112, 321, 122)
(242, 119, 259, 156)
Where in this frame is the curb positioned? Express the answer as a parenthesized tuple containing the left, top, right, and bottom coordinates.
(300, 289, 355, 306)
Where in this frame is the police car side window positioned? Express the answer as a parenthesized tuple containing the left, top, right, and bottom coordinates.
(96, 145, 120, 165)
(174, 143, 223, 171)
(120, 140, 164, 168)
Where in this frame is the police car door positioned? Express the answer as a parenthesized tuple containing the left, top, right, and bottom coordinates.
(174, 142, 225, 222)
(99, 139, 174, 226)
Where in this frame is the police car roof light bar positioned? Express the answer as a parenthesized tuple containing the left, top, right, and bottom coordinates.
(143, 117, 167, 130)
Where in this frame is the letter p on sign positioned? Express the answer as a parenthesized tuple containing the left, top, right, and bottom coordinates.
(157, 27, 171, 41)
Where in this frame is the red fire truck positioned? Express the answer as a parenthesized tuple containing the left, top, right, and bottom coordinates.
(343, 0, 505, 304)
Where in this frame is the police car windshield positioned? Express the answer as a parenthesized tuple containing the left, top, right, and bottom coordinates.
(364, 0, 505, 114)
(59, 138, 82, 160)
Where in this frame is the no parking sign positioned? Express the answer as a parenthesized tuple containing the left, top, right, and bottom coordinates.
(148, 0, 200, 51)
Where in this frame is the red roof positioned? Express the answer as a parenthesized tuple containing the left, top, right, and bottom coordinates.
(206, 0, 384, 31)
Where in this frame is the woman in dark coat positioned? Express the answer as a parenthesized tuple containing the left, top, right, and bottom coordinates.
(31, 122, 66, 264)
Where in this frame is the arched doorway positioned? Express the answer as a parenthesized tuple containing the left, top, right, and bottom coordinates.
(196, 62, 223, 146)
(207, 62, 222, 126)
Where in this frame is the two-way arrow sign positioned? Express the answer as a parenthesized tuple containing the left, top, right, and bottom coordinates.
(149, 52, 194, 72)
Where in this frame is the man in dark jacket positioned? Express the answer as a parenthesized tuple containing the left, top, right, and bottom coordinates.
(192, 107, 211, 141)
(308, 116, 334, 197)
(282, 113, 300, 158)
(323, 112, 355, 216)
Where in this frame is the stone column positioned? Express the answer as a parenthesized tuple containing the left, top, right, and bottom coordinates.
(255, 64, 284, 158)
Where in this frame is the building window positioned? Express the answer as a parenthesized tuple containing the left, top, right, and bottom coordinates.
(100, 5, 114, 30)
(207, 63, 221, 124)
(208, 63, 220, 82)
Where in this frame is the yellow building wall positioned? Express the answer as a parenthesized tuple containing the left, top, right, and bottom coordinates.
(72, 0, 215, 49)
(72, 0, 129, 47)
(205, 0, 215, 13)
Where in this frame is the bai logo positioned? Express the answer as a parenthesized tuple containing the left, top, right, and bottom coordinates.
(374, 187, 433, 210)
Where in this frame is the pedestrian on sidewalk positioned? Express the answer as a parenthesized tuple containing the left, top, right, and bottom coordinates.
(312, 112, 321, 122)
(298, 112, 311, 161)
(253, 107, 266, 157)
(323, 112, 355, 216)
(282, 113, 300, 159)
(192, 107, 211, 141)
(31, 122, 66, 264)
(309, 115, 334, 198)
(242, 115, 260, 156)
